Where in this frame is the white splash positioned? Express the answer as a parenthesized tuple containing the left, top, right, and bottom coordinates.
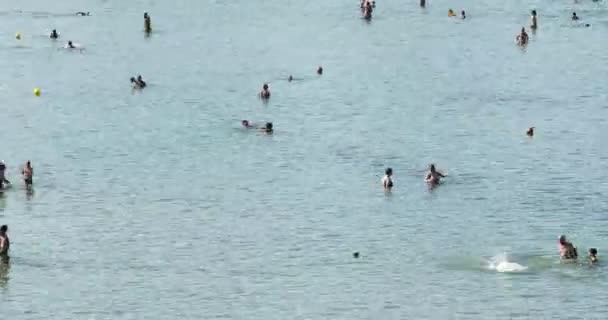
(487, 253, 528, 273)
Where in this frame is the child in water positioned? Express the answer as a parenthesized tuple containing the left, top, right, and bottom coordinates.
(382, 167, 393, 190)
(589, 248, 598, 264)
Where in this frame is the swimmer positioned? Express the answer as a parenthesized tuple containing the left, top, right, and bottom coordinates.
(0, 225, 8, 258)
(0, 161, 10, 189)
(572, 12, 579, 21)
(288, 75, 293, 82)
(425, 164, 446, 185)
(420, 0, 425, 7)
(76, 12, 90, 16)
(530, 10, 538, 29)
(130, 77, 143, 89)
(260, 122, 273, 134)
(461, 10, 466, 19)
(516, 27, 529, 45)
(144, 12, 152, 33)
(21, 161, 33, 188)
(382, 167, 394, 190)
(241, 120, 254, 128)
(559, 235, 578, 261)
(589, 248, 598, 264)
(136, 75, 147, 88)
(527, 127, 534, 137)
(448, 9, 456, 17)
(260, 83, 271, 99)
(67, 40, 76, 49)
(363, 1, 373, 19)
(353, 252, 360, 258)
(50, 29, 59, 39)
(317, 66, 323, 75)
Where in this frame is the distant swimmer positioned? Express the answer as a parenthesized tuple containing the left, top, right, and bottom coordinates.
(382, 167, 394, 190)
(50, 29, 59, 39)
(353, 252, 360, 259)
(589, 248, 598, 264)
(288, 75, 293, 82)
(559, 235, 578, 261)
(241, 120, 254, 128)
(260, 83, 271, 99)
(363, 1, 373, 19)
(425, 164, 446, 185)
(420, 0, 425, 7)
(461, 10, 466, 19)
(0, 225, 9, 259)
(372, 1, 376, 8)
(67, 40, 76, 49)
(317, 66, 323, 75)
(144, 12, 152, 33)
(572, 12, 579, 21)
(527, 127, 534, 137)
(21, 161, 33, 188)
(136, 75, 147, 88)
(448, 9, 456, 17)
(130, 77, 144, 89)
(76, 12, 90, 16)
(0, 161, 10, 189)
(260, 122, 273, 134)
(516, 27, 529, 45)
(530, 10, 538, 29)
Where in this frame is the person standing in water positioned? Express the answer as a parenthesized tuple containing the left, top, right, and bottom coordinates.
(516, 27, 529, 45)
(420, 0, 426, 8)
(425, 164, 446, 185)
(22, 161, 33, 188)
(461, 10, 466, 19)
(572, 12, 579, 21)
(260, 84, 271, 99)
(559, 235, 578, 261)
(530, 10, 538, 29)
(0, 161, 9, 189)
(382, 168, 394, 190)
(0, 225, 9, 260)
(144, 12, 152, 33)
(50, 29, 59, 39)
(363, 1, 373, 19)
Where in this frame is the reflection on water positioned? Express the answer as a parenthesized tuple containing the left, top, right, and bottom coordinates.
(0, 256, 10, 290)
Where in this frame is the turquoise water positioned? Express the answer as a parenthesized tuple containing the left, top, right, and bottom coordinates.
(2, 0, 608, 318)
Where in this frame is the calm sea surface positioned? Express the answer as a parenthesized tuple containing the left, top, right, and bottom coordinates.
(2, 0, 608, 319)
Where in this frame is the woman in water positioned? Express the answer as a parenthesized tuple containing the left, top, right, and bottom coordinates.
(260, 84, 271, 99)
(363, 1, 373, 19)
(260, 122, 273, 134)
(21, 161, 33, 188)
(425, 164, 446, 185)
(559, 235, 578, 261)
(530, 10, 538, 29)
(516, 27, 529, 46)
(382, 168, 394, 190)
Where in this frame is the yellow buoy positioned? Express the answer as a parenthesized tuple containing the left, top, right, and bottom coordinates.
(15, 33, 21, 40)
(34, 88, 41, 96)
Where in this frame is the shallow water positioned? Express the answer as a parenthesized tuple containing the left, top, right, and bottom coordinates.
(2, 0, 608, 319)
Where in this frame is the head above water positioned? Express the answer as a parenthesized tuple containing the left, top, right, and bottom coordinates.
(429, 164, 436, 172)
(130, 77, 136, 82)
(317, 66, 323, 75)
(288, 75, 293, 82)
(531, 10, 537, 16)
(590, 248, 598, 255)
(262, 83, 269, 90)
(265, 122, 273, 130)
(0, 225, 7, 233)
(559, 235, 567, 245)
(242, 120, 249, 127)
(385, 167, 393, 176)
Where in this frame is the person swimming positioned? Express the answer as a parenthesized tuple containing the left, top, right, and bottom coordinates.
(144, 12, 152, 33)
(530, 10, 538, 29)
(527, 127, 534, 137)
(288, 75, 294, 82)
(136, 75, 147, 88)
(241, 120, 254, 128)
(382, 167, 394, 190)
(261, 122, 273, 134)
(50, 29, 59, 39)
(363, 1, 373, 19)
(425, 164, 446, 185)
(420, 0, 426, 7)
(67, 40, 76, 49)
(0, 225, 9, 259)
(0, 161, 9, 190)
(516, 27, 529, 45)
(76, 12, 90, 16)
(448, 9, 456, 17)
(130, 77, 144, 89)
(589, 248, 598, 264)
(260, 84, 271, 99)
(559, 235, 578, 261)
(572, 12, 579, 21)
(317, 66, 323, 75)
(461, 10, 466, 19)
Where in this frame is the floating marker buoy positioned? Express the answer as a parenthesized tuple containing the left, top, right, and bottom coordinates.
(16, 33, 21, 40)
(34, 88, 41, 96)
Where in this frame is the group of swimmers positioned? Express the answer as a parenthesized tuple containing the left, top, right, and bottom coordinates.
(0, 160, 34, 190)
(381, 164, 447, 191)
(447, 9, 466, 19)
(559, 235, 599, 265)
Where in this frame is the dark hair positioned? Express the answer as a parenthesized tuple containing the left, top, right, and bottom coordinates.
(242, 120, 249, 126)
(532, 10, 537, 15)
(266, 122, 273, 130)
(263, 84, 269, 90)
(385, 167, 393, 175)
(0, 225, 7, 232)
(590, 248, 598, 255)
